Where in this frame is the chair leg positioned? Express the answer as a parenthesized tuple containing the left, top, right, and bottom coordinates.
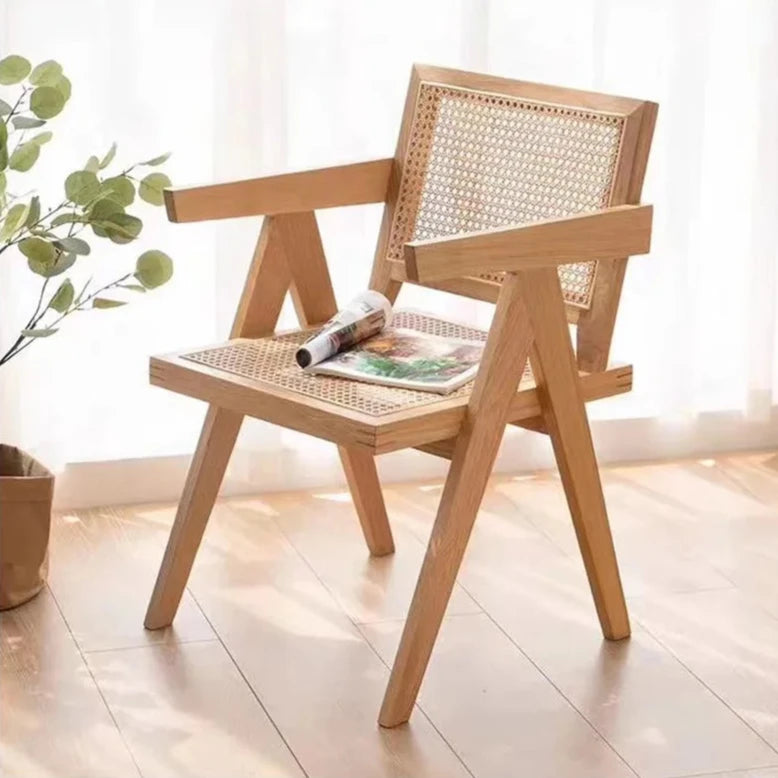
(546, 412, 630, 640)
(379, 273, 533, 728)
(523, 267, 629, 640)
(338, 446, 394, 556)
(144, 406, 243, 630)
(378, 433, 501, 727)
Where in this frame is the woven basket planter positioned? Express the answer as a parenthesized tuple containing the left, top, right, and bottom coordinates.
(0, 445, 54, 609)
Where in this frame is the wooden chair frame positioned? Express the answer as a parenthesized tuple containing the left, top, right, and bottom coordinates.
(144, 65, 657, 728)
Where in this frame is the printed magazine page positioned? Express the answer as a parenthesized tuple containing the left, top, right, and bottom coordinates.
(305, 327, 484, 394)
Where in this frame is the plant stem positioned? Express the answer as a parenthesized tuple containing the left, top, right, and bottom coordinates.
(0, 273, 131, 367)
(2, 87, 27, 127)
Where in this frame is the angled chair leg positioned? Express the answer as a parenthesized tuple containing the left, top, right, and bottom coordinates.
(379, 274, 533, 727)
(524, 268, 630, 640)
(338, 446, 394, 556)
(146, 216, 291, 630)
(145, 406, 243, 629)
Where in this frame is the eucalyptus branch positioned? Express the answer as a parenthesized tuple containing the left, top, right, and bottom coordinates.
(0, 52, 175, 371)
(0, 272, 132, 366)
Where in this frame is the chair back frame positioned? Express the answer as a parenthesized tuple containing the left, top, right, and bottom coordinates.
(369, 64, 657, 372)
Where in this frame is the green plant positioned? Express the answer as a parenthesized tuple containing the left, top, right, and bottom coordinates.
(0, 54, 174, 367)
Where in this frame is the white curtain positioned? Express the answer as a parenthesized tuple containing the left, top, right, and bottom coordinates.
(1, 0, 777, 480)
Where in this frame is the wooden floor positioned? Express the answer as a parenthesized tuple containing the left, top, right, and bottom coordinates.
(3, 451, 778, 778)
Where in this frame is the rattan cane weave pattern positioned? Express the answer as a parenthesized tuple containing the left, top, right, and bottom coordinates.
(180, 311, 533, 418)
(387, 82, 626, 308)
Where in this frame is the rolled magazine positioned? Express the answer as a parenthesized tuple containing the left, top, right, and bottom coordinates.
(295, 291, 484, 395)
(295, 290, 393, 368)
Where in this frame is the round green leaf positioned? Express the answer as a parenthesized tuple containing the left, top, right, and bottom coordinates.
(48, 278, 74, 313)
(9, 142, 40, 172)
(65, 170, 100, 205)
(135, 250, 173, 289)
(139, 172, 171, 206)
(93, 298, 126, 309)
(106, 213, 142, 244)
(29, 251, 75, 278)
(30, 86, 65, 119)
(30, 131, 53, 146)
(84, 155, 99, 173)
(11, 115, 46, 129)
(0, 55, 31, 85)
(0, 202, 30, 240)
(100, 175, 135, 207)
(0, 98, 12, 116)
(56, 236, 90, 255)
(99, 142, 117, 169)
(25, 196, 41, 227)
(19, 236, 56, 265)
(140, 151, 171, 166)
(88, 196, 124, 237)
(48, 252, 76, 277)
(54, 75, 71, 101)
(51, 212, 86, 228)
(29, 60, 63, 87)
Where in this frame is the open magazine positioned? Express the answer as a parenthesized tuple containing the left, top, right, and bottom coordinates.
(295, 291, 484, 395)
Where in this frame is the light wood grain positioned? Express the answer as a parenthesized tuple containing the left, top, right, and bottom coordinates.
(145, 216, 291, 630)
(49, 505, 214, 652)
(443, 478, 778, 778)
(87, 641, 304, 778)
(151, 350, 631, 454)
(8, 454, 778, 777)
(577, 102, 658, 372)
(632, 588, 778, 750)
(337, 447, 395, 556)
(413, 63, 647, 114)
(524, 270, 629, 638)
(379, 273, 534, 726)
(279, 211, 396, 558)
(0, 590, 139, 778)
(278, 210, 338, 327)
(363, 614, 636, 778)
(402, 205, 652, 283)
(144, 407, 243, 630)
(267, 490, 479, 623)
(165, 158, 393, 222)
(186, 499, 472, 778)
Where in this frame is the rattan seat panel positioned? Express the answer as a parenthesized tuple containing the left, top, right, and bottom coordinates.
(387, 82, 626, 308)
(180, 311, 532, 418)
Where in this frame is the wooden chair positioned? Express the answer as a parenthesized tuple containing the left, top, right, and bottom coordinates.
(144, 64, 657, 728)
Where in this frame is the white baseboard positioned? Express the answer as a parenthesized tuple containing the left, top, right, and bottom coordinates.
(53, 408, 778, 510)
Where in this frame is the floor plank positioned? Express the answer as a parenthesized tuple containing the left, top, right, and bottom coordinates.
(269, 488, 481, 624)
(678, 770, 778, 778)
(361, 613, 636, 778)
(6, 451, 778, 778)
(87, 641, 305, 778)
(397, 479, 778, 778)
(48, 505, 214, 652)
(188, 498, 472, 778)
(632, 588, 778, 751)
(0, 589, 139, 778)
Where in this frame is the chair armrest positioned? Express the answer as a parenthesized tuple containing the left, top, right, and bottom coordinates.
(164, 158, 394, 223)
(403, 204, 653, 283)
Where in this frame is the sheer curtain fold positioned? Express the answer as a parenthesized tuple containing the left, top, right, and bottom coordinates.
(1, 0, 776, 472)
